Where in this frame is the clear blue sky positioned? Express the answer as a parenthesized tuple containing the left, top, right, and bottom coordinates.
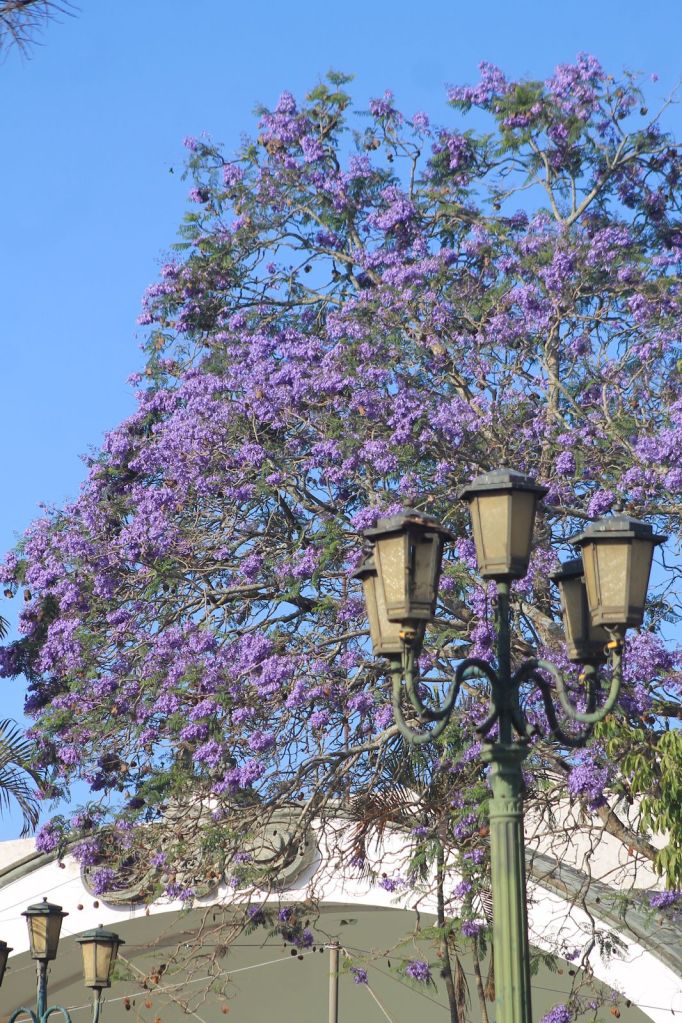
(1, 0, 680, 836)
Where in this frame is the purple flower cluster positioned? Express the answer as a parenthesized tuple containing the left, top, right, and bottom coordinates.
(404, 960, 431, 983)
(541, 1005, 572, 1023)
(649, 890, 681, 909)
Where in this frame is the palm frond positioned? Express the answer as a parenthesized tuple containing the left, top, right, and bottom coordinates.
(0, 719, 44, 836)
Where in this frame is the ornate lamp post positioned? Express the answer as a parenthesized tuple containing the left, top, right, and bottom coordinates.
(2, 899, 123, 1023)
(357, 472, 665, 1023)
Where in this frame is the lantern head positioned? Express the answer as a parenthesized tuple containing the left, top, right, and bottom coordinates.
(550, 558, 610, 664)
(22, 899, 67, 961)
(0, 940, 12, 987)
(352, 556, 424, 656)
(363, 510, 454, 626)
(459, 468, 548, 580)
(77, 927, 124, 990)
(569, 515, 666, 632)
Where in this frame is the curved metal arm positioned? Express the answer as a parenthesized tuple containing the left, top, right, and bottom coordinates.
(8, 1009, 40, 1023)
(389, 653, 498, 744)
(522, 647, 621, 725)
(512, 661, 596, 748)
(390, 666, 452, 743)
(385, 637, 622, 749)
(42, 1010, 74, 1023)
(9, 1009, 73, 1023)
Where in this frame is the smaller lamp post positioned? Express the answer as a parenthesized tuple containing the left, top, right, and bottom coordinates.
(78, 928, 125, 1023)
(3, 900, 123, 1023)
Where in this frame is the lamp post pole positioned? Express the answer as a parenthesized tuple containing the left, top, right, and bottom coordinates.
(483, 581, 532, 1023)
(356, 468, 665, 1023)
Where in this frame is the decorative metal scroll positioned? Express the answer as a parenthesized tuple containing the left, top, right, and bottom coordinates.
(81, 808, 317, 903)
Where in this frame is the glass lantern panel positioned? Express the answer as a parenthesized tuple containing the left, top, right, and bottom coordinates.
(367, 571, 404, 655)
(97, 941, 116, 984)
(580, 543, 599, 618)
(81, 941, 97, 987)
(360, 572, 382, 655)
(558, 574, 608, 661)
(411, 532, 441, 614)
(587, 541, 631, 626)
(374, 572, 404, 653)
(558, 576, 585, 652)
(471, 493, 512, 576)
(627, 538, 655, 625)
(509, 491, 537, 571)
(28, 914, 62, 960)
(374, 534, 408, 619)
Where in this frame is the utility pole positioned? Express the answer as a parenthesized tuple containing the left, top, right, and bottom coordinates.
(328, 942, 340, 1023)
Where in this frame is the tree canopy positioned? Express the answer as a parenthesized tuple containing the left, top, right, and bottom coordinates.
(1, 55, 682, 1011)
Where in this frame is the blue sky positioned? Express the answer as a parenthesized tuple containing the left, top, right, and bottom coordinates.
(1, 0, 681, 836)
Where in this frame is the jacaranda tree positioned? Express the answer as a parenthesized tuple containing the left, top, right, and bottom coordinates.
(2, 56, 681, 1018)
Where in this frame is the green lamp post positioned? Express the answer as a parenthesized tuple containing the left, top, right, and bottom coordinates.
(3, 899, 123, 1023)
(358, 472, 665, 1023)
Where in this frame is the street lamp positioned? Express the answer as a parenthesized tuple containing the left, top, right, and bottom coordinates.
(3, 900, 123, 1023)
(357, 469, 665, 1023)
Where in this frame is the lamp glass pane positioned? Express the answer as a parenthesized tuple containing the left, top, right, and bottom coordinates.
(360, 572, 382, 655)
(408, 531, 443, 619)
(509, 491, 537, 570)
(27, 914, 47, 959)
(558, 575, 584, 653)
(28, 914, 62, 960)
(412, 533, 436, 604)
(471, 493, 512, 576)
(591, 541, 629, 625)
(374, 571, 405, 653)
(595, 542, 629, 610)
(81, 941, 97, 987)
(81, 939, 117, 988)
(580, 543, 599, 618)
(374, 534, 407, 619)
(627, 538, 655, 624)
(362, 571, 404, 656)
(557, 574, 609, 662)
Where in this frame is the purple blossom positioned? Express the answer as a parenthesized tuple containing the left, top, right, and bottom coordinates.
(448, 62, 511, 107)
(248, 729, 275, 753)
(378, 875, 406, 893)
(555, 451, 576, 476)
(567, 760, 610, 809)
(649, 890, 681, 909)
(165, 882, 195, 902)
(587, 490, 615, 517)
(369, 90, 397, 118)
(90, 868, 117, 895)
(540, 1005, 572, 1023)
(35, 820, 62, 854)
(351, 967, 368, 984)
(405, 960, 431, 983)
